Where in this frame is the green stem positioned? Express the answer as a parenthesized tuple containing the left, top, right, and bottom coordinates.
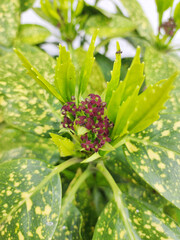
(97, 162, 136, 240)
(63, 167, 92, 204)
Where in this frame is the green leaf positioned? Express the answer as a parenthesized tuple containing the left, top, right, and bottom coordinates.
(78, 30, 98, 97)
(0, 126, 59, 164)
(50, 133, 75, 157)
(95, 53, 114, 82)
(107, 47, 144, 123)
(74, 179, 98, 240)
(93, 197, 180, 239)
(124, 112, 180, 209)
(0, 0, 20, 47)
(155, 0, 174, 22)
(55, 45, 76, 102)
(20, 0, 35, 11)
(174, 2, 180, 29)
(144, 47, 180, 114)
(52, 202, 83, 240)
(71, 48, 106, 96)
(14, 48, 64, 103)
(17, 24, 50, 45)
(0, 158, 61, 240)
(85, 15, 136, 38)
(105, 42, 121, 105)
(0, 44, 61, 137)
(111, 86, 139, 138)
(144, 47, 180, 85)
(127, 73, 177, 134)
(33, 7, 58, 25)
(53, 168, 91, 239)
(119, 0, 154, 41)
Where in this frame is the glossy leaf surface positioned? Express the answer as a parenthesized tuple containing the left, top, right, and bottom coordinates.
(0, 159, 61, 239)
(0, 0, 20, 47)
(125, 113, 180, 209)
(105, 42, 121, 105)
(17, 24, 50, 45)
(50, 133, 75, 157)
(93, 197, 180, 239)
(78, 31, 98, 97)
(55, 45, 76, 102)
(0, 45, 61, 137)
(71, 48, 106, 96)
(0, 126, 59, 164)
(52, 202, 83, 240)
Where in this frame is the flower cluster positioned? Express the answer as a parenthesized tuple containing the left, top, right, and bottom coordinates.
(159, 17, 176, 36)
(61, 94, 113, 152)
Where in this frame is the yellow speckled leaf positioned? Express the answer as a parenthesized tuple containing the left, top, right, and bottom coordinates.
(0, 0, 20, 47)
(124, 112, 180, 208)
(0, 158, 61, 240)
(0, 126, 59, 165)
(0, 44, 61, 137)
(93, 197, 180, 239)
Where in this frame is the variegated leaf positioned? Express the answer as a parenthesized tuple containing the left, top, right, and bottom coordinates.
(0, 0, 20, 47)
(93, 197, 180, 239)
(0, 44, 61, 137)
(0, 159, 61, 240)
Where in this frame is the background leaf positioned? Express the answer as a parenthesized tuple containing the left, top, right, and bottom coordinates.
(174, 2, 180, 29)
(155, 0, 174, 21)
(0, 44, 61, 137)
(0, 158, 61, 240)
(119, 0, 154, 41)
(17, 24, 50, 45)
(85, 15, 136, 38)
(20, 0, 35, 12)
(0, 0, 20, 47)
(0, 126, 59, 164)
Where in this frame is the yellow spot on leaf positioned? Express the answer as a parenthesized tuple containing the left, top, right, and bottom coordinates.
(34, 126, 44, 134)
(170, 222, 176, 228)
(144, 224, 151, 229)
(152, 222, 164, 232)
(18, 231, 24, 240)
(36, 226, 44, 239)
(126, 142, 138, 153)
(108, 228, 112, 235)
(140, 166, 149, 172)
(161, 130, 170, 136)
(147, 149, 160, 161)
(6, 190, 12, 196)
(120, 230, 126, 238)
(26, 198, 33, 212)
(173, 121, 180, 130)
(21, 192, 29, 199)
(28, 232, 33, 237)
(167, 151, 175, 160)
(35, 206, 42, 214)
(158, 162, 166, 170)
(43, 205, 51, 215)
(154, 183, 165, 193)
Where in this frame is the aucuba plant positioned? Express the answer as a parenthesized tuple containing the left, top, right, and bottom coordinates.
(0, 30, 179, 240)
